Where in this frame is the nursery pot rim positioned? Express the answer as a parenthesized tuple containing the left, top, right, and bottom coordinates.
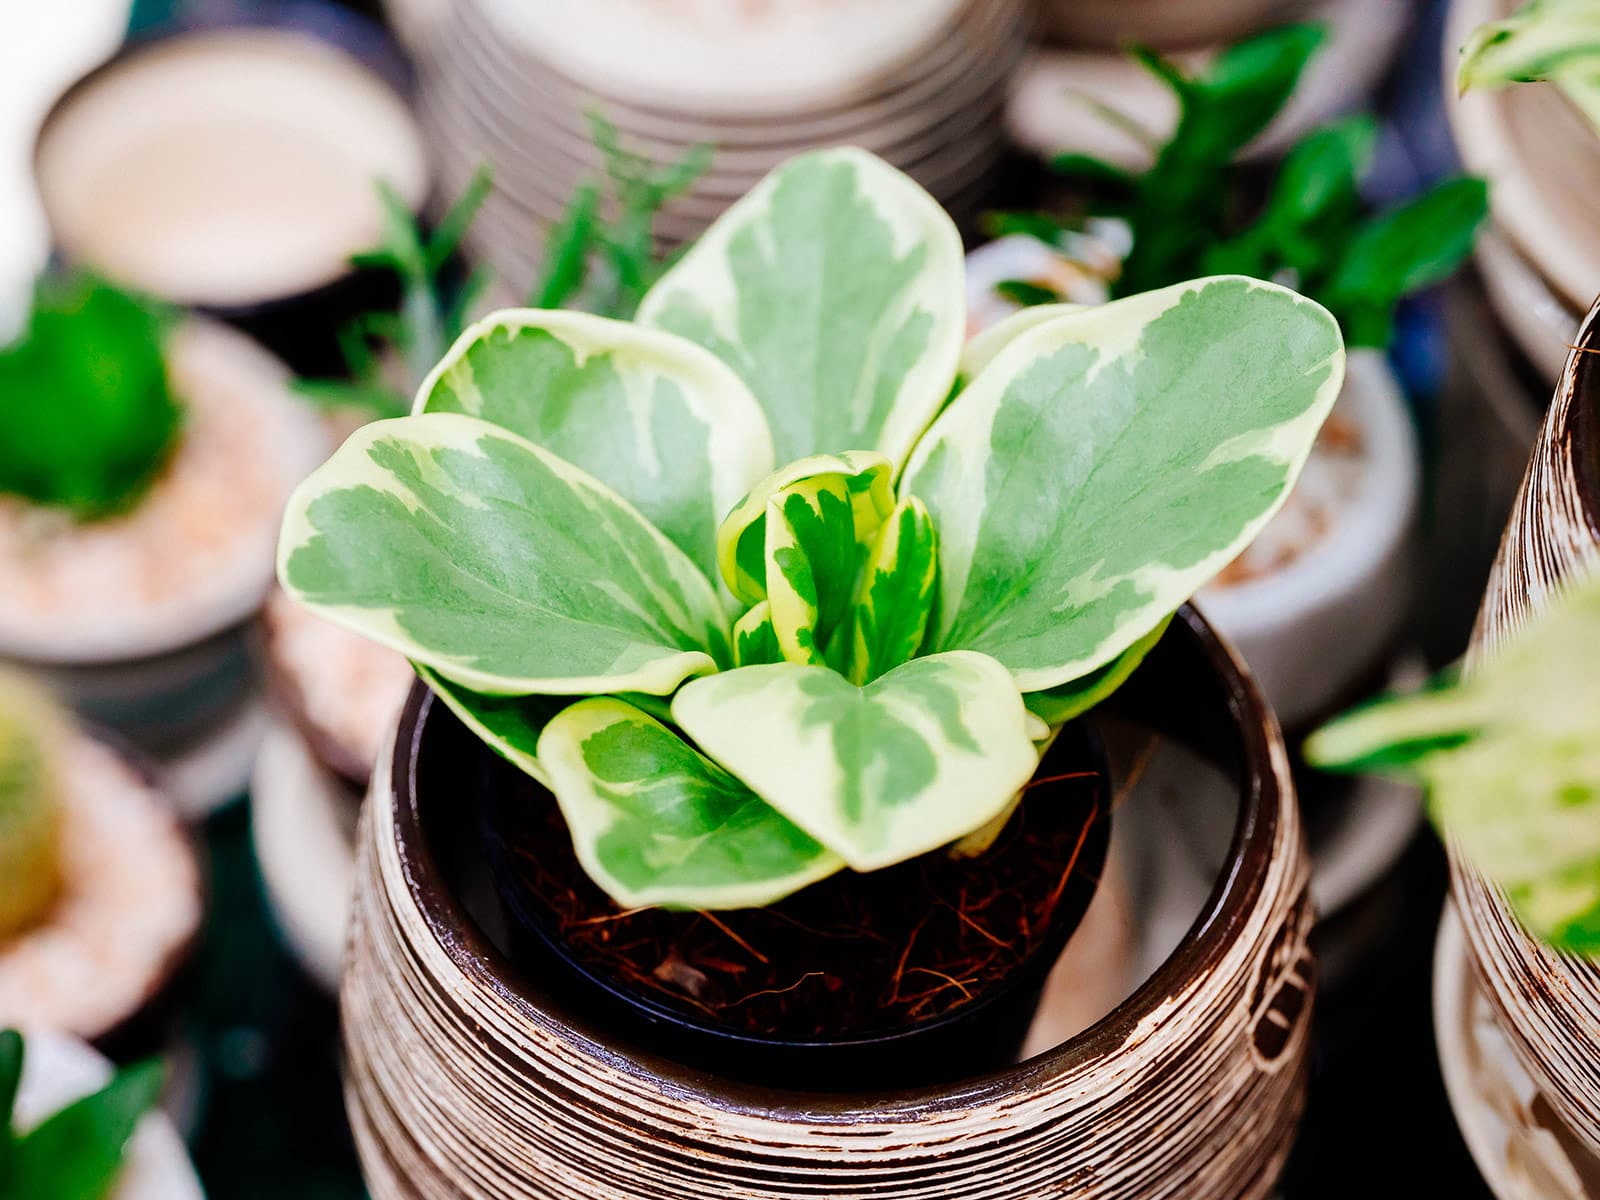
(384, 601, 1289, 1114)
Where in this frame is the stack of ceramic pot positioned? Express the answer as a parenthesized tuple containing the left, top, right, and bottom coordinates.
(397, 0, 1028, 294)
(1433, 302, 1600, 1200)
(1007, 0, 1410, 169)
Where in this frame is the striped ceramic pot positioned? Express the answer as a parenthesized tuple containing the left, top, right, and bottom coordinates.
(1462, 297, 1600, 1157)
(341, 605, 1314, 1199)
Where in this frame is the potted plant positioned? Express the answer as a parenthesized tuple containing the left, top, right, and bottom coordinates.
(0, 670, 203, 1064)
(0, 273, 328, 812)
(1311, 298, 1600, 1192)
(0, 1027, 200, 1200)
(255, 121, 707, 991)
(280, 147, 1343, 1194)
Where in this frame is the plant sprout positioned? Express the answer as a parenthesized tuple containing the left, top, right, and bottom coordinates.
(279, 148, 1344, 911)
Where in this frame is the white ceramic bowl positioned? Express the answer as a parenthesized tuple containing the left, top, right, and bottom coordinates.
(13, 1029, 205, 1200)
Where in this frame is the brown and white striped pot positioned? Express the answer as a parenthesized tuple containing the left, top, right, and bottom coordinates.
(340, 605, 1315, 1199)
(1461, 296, 1600, 1158)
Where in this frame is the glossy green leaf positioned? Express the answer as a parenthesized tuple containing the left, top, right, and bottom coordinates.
(1023, 616, 1170, 726)
(417, 665, 568, 785)
(638, 147, 964, 468)
(764, 498, 825, 666)
(904, 276, 1343, 692)
(0, 1028, 19, 1173)
(278, 413, 730, 696)
(731, 601, 782, 667)
(1459, 0, 1600, 133)
(416, 309, 773, 584)
(714, 452, 894, 607)
(673, 652, 1037, 871)
(537, 697, 843, 909)
(839, 496, 939, 685)
(7, 1056, 163, 1200)
(1307, 576, 1600, 955)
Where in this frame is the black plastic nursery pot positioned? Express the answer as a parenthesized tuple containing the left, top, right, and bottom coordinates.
(466, 718, 1110, 1091)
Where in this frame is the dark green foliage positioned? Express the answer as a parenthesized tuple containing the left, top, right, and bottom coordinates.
(988, 24, 1489, 347)
(0, 1029, 165, 1200)
(0, 275, 182, 519)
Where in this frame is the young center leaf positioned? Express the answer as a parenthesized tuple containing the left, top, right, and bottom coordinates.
(714, 452, 895, 606)
(732, 602, 783, 667)
(838, 496, 939, 685)
(279, 413, 730, 696)
(672, 651, 1038, 871)
(1308, 576, 1600, 955)
(416, 309, 775, 583)
(537, 697, 843, 909)
(903, 275, 1343, 693)
(637, 148, 965, 469)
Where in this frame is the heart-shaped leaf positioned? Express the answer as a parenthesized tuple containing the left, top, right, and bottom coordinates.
(537, 698, 843, 909)
(416, 309, 774, 583)
(673, 651, 1037, 871)
(279, 413, 730, 696)
(638, 148, 965, 469)
(715, 452, 894, 606)
(904, 275, 1343, 692)
(838, 496, 938, 685)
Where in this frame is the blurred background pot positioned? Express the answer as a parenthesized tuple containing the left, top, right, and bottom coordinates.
(1435, 298, 1600, 1188)
(32, 7, 430, 375)
(342, 605, 1315, 1199)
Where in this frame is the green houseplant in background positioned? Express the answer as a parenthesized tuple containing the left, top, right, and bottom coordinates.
(1459, 0, 1600, 135)
(279, 146, 1345, 915)
(1308, 572, 1600, 955)
(990, 23, 1489, 348)
(0, 1029, 162, 1200)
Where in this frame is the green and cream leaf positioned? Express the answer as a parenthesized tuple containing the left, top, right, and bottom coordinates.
(417, 665, 568, 785)
(1023, 617, 1170, 727)
(672, 651, 1037, 871)
(839, 496, 939, 685)
(278, 413, 730, 696)
(638, 147, 965, 468)
(958, 301, 1084, 385)
(905, 275, 1343, 691)
(732, 601, 782, 667)
(537, 697, 844, 909)
(416, 308, 773, 582)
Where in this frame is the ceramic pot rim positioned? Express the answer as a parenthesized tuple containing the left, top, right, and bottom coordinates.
(383, 602, 1291, 1115)
(1562, 300, 1600, 540)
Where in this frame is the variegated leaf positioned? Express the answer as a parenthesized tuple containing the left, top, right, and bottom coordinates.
(1458, 0, 1600, 132)
(1308, 576, 1600, 954)
(839, 496, 939, 685)
(1023, 617, 1171, 726)
(904, 276, 1343, 692)
(764, 498, 825, 666)
(960, 301, 1084, 385)
(715, 452, 894, 606)
(537, 697, 843, 909)
(673, 651, 1038, 871)
(278, 413, 730, 696)
(732, 601, 782, 667)
(637, 148, 965, 468)
(416, 309, 774, 583)
(418, 664, 567, 785)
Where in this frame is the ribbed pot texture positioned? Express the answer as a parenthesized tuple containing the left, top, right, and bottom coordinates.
(1464, 297, 1600, 1157)
(340, 606, 1315, 1199)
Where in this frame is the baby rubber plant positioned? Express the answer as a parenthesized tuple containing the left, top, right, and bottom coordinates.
(0, 274, 181, 519)
(1459, 0, 1600, 135)
(990, 23, 1488, 348)
(1307, 571, 1600, 955)
(0, 1029, 163, 1200)
(277, 147, 1345, 910)
(295, 113, 710, 419)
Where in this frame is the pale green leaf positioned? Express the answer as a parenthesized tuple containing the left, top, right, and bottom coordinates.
(278, 413, 730, 696)
(1023, 616, 1171, 726)
(417, 665, 568, 785)
(637, 147, 965, 468)
(959, 301, 1084, 384)
(904, 275, 1343, 692)
(416, 308, 774, 583)
(731, 601, 782, 667)
(673, 651, 1038, 871)
(839, 496, 939, 685)
(714, 452, 894, 606)
(537, 697, 843, 909)
(1307, 575, 1600, 955)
